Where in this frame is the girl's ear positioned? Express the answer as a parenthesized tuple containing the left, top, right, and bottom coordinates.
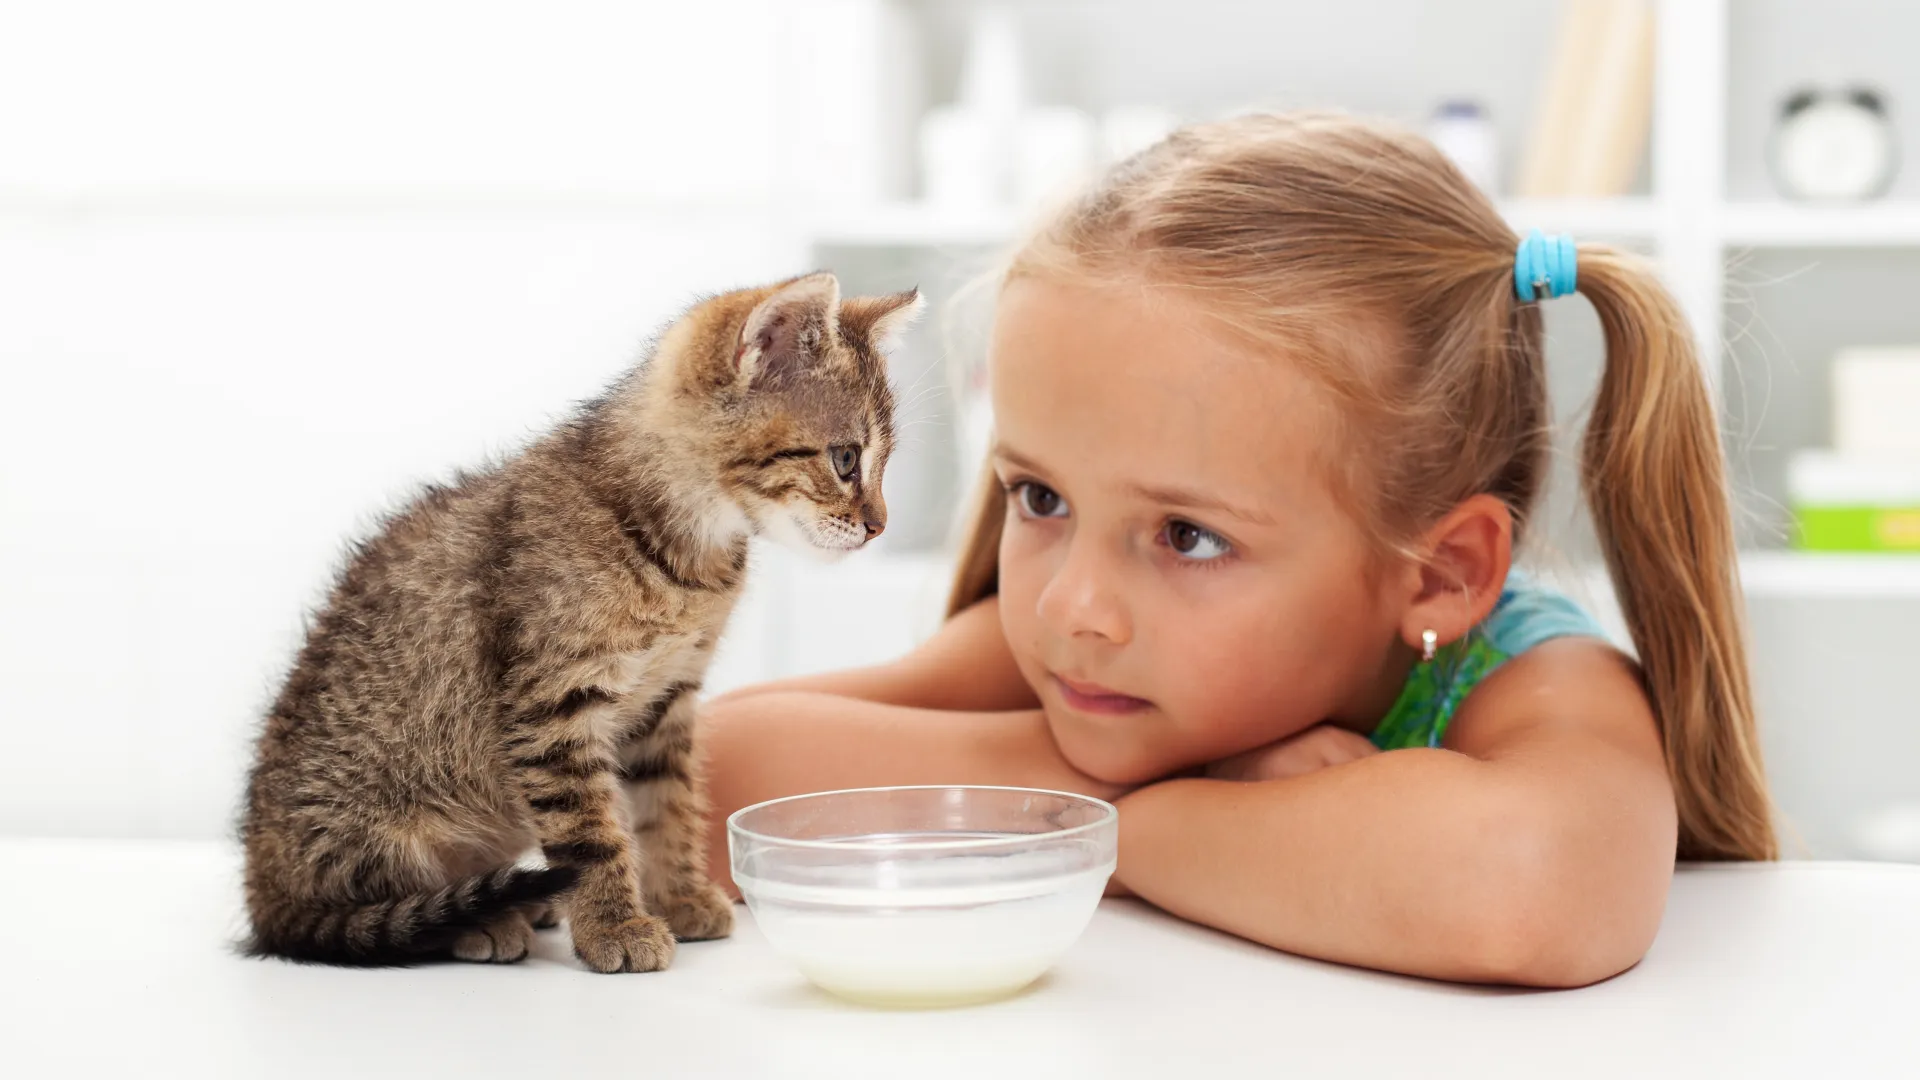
(736, 272, 840, 388)
(1398, 494, 1514, 654)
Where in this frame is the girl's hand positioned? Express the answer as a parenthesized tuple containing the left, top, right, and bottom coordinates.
(1204, 723, 1381, 783)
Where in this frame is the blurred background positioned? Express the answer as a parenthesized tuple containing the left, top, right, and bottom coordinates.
(3, 0, 1917, 862)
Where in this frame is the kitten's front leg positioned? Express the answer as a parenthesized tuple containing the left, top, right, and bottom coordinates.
(620, 688, 734, 942)
(510, 705, 674, 973)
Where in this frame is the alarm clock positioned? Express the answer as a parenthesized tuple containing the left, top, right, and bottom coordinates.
(1769, 86, 1899, 202)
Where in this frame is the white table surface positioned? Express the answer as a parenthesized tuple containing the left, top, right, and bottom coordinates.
(5, 839, 1918, 1078)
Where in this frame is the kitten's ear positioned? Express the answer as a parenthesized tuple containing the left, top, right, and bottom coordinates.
(839, 288, 926, 356)
(736, 272, 840, 388)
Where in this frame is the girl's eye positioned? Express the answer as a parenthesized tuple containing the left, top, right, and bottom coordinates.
(1164, 520, 1231, 561)
(1012, 481, 1068, 519)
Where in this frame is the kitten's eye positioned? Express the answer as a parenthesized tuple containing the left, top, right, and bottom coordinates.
(1011, 481, 1067, 520)
(829, 444, 860, 482)
(1163, 520, 1230, 560)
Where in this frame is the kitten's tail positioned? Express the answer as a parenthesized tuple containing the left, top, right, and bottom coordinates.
(247, 865, 580, 966)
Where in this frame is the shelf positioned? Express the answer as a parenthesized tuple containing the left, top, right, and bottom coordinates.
(806, 197, 1661, 250)
(1500, 197, 1662, 241)
(1721, 202, 1920, 248)
(1738, 551, 1920, 598)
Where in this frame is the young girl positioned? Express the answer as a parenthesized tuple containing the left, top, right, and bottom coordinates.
(699, 112, 1774, 988)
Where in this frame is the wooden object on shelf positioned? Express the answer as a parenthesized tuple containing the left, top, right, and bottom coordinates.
(1517, 0, 1606, 196)
(1518, 0, 1656, 198)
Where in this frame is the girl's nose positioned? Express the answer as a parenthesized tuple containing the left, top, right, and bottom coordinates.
(1036, 537, 1133, 646)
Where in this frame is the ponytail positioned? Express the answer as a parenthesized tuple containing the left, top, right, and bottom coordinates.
(1577, 247, 1776, 861)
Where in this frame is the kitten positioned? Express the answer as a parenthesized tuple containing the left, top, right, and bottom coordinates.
(242, 272, 921, 972)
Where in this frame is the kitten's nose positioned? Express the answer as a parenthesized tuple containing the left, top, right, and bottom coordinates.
(863, 520, 885, 541)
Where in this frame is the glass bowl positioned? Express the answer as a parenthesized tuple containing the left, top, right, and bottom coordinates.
(727, 785, 1119, 1007)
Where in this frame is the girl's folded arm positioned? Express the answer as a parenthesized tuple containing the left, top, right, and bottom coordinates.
(707, 597, 1038, 712)
(1114, 638, 1677, 988)
(698, 691, 1126, 897)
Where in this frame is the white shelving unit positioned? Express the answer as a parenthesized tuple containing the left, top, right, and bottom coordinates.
(790, 0, 1920, 608)
(1721, 201, 1920, 248)
(748, 0, 1920, 864)
(1739, 551, 1920, 599)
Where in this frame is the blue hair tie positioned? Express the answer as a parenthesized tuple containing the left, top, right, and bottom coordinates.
(1513, 229, 1577, 302)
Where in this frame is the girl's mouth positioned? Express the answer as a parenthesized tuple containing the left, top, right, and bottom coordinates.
(1051, 674, 1153, 716)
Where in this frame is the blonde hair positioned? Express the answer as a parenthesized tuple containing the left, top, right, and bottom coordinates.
(945, 111, 1774, 862)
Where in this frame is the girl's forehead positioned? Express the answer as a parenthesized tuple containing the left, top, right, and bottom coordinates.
(990, 278, 1335, 506)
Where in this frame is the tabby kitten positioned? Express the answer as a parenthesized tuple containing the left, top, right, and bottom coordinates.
(242, 272, 920, 972)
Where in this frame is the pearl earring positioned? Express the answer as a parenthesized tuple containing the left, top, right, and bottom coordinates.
(1421, 629, 1438, 663)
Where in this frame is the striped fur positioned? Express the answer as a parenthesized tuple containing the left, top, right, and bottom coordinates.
(241, 274, 918, 970)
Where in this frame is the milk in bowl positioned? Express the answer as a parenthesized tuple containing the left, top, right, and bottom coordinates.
(727, 787, 1118, 1007)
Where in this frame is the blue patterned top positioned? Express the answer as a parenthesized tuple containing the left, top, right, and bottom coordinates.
(1369, 571, 1609, 751)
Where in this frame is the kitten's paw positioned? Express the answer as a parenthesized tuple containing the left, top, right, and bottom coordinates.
(657, 884, 735, 942)
(571, 914, 675, 973)
(452, 912, 534, 963)
(527, 903, 561, 931)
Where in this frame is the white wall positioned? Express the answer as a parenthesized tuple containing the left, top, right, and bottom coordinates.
(0, 0, 789, 202)
(0, 1, 819, 839)
(15, 0, 1915, 856)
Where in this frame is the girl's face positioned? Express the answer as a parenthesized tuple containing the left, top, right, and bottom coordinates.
(991, 277, 1410, 785)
